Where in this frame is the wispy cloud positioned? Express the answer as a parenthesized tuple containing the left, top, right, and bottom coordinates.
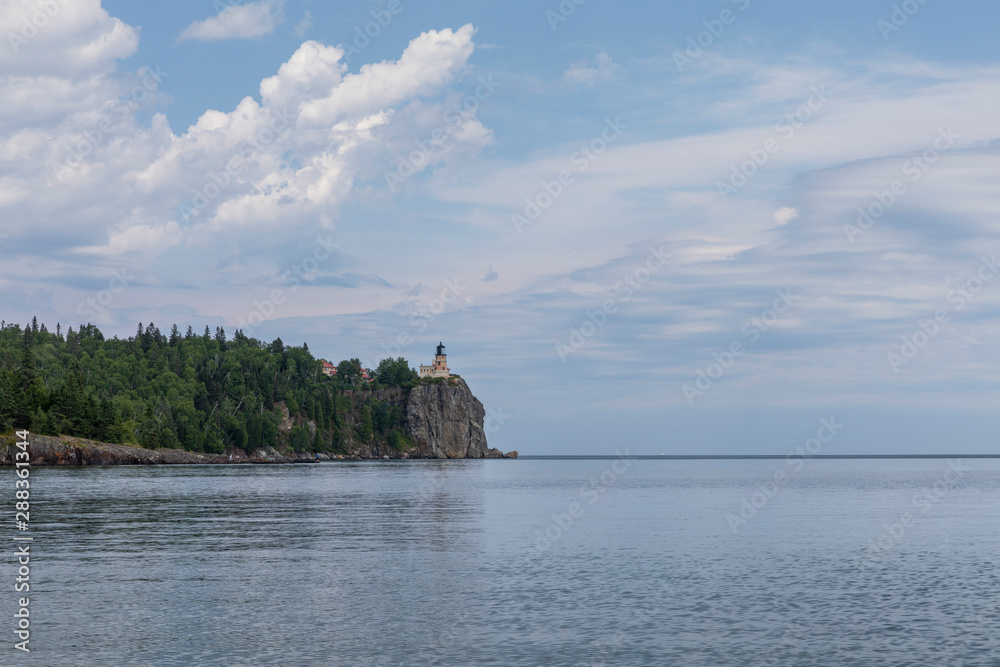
(293, 10, 312, 38)
(177, 0, 285, 43)
(562, 52, 617, 87)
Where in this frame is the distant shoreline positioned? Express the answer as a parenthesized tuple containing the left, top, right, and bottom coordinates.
(518, 454, 1000, 460)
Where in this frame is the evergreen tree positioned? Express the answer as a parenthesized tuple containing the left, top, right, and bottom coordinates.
(0, 319, 418, 456)
(357, 404, 373, 441)
(336, 358, 363, 386)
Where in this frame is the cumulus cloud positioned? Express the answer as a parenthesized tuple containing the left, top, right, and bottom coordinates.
(0, 12, 485, 318)
(0, 0, 138, 76)
(299, 25, 477, 127)
(177, 0, 285, 42)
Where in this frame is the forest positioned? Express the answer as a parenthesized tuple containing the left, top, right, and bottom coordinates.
(0, 318, 420, 454)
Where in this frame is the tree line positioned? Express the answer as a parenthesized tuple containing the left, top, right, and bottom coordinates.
(0, 318, 420, 454)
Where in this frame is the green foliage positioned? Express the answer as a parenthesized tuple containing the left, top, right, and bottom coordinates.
(289, 426, 311, 451)
(357, 404, 374, 441)
(375, 357, 418, 387)
(0, 320, 423, 455)
(336, 358, 364, 386)
(386, 429, 412, 452)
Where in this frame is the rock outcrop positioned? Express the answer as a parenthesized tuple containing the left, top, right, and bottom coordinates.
(332, 378, 511, 460)
(0, 434, 233, 465)
(405, 378, 491, 458)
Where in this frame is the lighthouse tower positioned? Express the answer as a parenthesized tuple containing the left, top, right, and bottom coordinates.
(419, 342, 451, 379)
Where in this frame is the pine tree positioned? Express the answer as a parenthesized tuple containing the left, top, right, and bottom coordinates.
(357, 404, 373, 441)
(13, 327, 40, 428)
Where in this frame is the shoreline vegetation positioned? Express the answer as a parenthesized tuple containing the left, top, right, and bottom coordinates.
(0, 319, 516, 464)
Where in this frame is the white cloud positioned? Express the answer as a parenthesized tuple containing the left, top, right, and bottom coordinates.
(0, 14, 485, 305)
(259, 40, 345, 108)
(78, 220, 182, 256)
(773, 207, 798, 225)
(562, 52, 617, 87)
(177, 0, 285, 43)
(299, 25, 477, 127)
(0, 0, 138, 76)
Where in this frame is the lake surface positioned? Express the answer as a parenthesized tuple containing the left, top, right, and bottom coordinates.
(7, 458, 1000, 665)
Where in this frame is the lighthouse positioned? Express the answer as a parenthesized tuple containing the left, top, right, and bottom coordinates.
(419, 342, 451, 379)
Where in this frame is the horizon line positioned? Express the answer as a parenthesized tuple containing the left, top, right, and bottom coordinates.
(516, 454, 1000, 460)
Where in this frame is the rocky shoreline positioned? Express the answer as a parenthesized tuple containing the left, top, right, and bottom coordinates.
(0, 434, 517, 466)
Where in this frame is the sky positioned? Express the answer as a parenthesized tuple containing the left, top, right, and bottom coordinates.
(2, 0, 1000, 455)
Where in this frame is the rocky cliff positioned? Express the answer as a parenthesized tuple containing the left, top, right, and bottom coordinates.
(405, 378, 494, 458)
(341, 377, 512, 459)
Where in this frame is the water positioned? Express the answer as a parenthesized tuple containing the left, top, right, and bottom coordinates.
(5, 458, 1000, 665)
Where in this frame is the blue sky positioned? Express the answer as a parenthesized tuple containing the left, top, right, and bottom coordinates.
(3, 0, 1000, 454)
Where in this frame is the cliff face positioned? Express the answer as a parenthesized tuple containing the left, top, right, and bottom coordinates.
(405, 378, 493, 458)
(343, 378, 509, 459)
